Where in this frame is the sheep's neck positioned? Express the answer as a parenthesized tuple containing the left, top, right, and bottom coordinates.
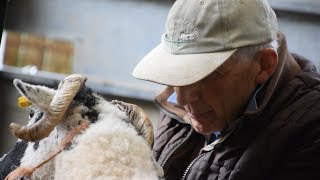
(5, 122, 90, 180)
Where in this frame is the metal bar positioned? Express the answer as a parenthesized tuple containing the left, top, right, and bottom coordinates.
(0, 65, 159, 102)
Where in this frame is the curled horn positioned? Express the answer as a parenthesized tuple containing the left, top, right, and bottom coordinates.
(10, 74, 87, 141)
(111, 100, 154, 146)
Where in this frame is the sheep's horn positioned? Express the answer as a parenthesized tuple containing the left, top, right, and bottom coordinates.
(111, 100, 154, 146)
(10, 74, 87, 141)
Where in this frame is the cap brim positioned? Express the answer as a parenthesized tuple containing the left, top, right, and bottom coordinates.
(133, 44, 237, 86)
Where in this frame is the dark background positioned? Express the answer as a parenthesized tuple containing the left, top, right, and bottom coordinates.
(0, 0, 7, 42)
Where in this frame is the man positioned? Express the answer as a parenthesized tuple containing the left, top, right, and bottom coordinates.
(133, 0, 320, 179)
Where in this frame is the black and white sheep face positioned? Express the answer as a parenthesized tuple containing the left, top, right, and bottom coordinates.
(14, 79, 56, 125)
(13, 79, 99, 133)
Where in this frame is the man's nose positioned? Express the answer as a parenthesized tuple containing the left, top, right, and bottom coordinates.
(174, 84, 200, 106)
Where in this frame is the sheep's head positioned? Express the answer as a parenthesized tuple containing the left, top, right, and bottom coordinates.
(11, 74, 87, 142)
(10, 74, 154, 146)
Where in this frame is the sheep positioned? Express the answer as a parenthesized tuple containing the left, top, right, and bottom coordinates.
(0, 74, 163, 180)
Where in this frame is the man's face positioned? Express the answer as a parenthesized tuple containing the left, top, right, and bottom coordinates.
(173, 56, 260, 135)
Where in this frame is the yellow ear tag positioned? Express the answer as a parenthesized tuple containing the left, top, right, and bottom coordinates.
(18, 96, 32, 108)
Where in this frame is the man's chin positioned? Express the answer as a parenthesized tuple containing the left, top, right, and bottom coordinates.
(191, 118, 221, 135)
(191, 119, 216, 135)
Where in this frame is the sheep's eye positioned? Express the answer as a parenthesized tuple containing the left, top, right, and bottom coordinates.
(29, 110, 35, 119)
(35, 112, 44, 123)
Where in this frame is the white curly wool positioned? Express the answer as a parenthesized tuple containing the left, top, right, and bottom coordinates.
(54, 107, 159, 180)
(21, 125, 69, 180)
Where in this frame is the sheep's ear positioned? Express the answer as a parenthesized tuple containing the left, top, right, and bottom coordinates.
(13, 79, 56, 110)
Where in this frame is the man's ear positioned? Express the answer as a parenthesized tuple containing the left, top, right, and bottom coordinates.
(255, 48, 278, 85)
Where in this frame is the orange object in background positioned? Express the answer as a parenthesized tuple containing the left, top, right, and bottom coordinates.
(42, 39, 73, 74)
(2, 30, 74, 74)
(3, 31, 20, 66)
(16, 33, 44, 69)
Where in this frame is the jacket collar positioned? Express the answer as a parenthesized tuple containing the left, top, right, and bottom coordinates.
(244, 32, 301, 116)
(154, 32, 301, 122)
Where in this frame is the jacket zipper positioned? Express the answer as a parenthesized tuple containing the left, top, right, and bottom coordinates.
(181, 153, 205, 180)
(181, 132, 233, 180)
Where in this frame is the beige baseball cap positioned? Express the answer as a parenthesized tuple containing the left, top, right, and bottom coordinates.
(133, 0, 278, 86)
